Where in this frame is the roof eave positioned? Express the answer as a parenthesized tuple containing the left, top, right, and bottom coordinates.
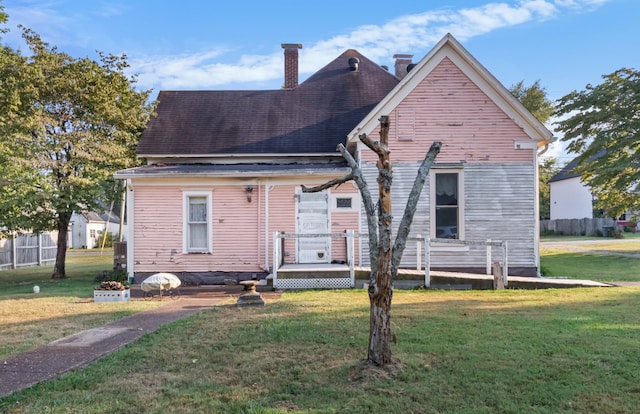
(114, 167, 351, 180)
(136, 152, 342, 159)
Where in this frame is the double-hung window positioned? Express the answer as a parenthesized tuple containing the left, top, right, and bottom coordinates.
(431, 170, 464, 243)
(184, 192, 212, 253)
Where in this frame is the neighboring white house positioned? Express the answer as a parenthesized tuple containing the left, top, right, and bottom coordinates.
(550, 156, 638, 229)
(69, 211, 124, 249)
(549, 157, 593, 220)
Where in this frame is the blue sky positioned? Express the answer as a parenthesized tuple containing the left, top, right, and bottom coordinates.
(1, 0, 637, 162)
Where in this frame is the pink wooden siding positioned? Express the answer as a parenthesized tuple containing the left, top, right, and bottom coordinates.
(133, 181, 361, 274)
(266, 185, 297, 265)
(133, 185, 183, 274)
(362, 57, 534, 165)
(133, 185, 263, 273)
(329, 184, 360, 264)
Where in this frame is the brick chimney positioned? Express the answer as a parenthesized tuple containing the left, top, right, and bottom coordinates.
(393, 54, 414, 79)
(282, 43, 302, 89)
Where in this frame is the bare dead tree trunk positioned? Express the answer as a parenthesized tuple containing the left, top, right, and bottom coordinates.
(51, 211, 71, 279)
(364, 116, 394, 365)
(303, 116, 441, 367)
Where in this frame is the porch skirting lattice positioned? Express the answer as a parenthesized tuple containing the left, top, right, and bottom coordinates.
(274, 277, 353, 289)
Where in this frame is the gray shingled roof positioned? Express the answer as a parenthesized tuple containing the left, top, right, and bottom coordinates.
(549, 157, 581, 183)
(136, 49, 399, 156)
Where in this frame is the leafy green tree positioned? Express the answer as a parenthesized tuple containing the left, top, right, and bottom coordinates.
(0, 5, 6, 35)
(554, 68, 640, 220)
(509, 80, 555, 219)
(0, 26, 153, 278)
(510, 80, 554, 123)
(538, 157, 558, 220)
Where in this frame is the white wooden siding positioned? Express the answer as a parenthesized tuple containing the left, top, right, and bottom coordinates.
(359, 162, 536, 270)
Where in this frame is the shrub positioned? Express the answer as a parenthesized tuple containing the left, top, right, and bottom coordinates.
(95, 269, 128, 283)
(97, 232, 118, 248)
(95, 281, 127, 291)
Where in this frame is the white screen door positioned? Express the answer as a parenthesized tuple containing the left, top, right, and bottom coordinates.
(296, 190, 330, 263)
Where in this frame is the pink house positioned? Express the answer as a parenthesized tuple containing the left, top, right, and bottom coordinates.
(116, 34, 553, 285)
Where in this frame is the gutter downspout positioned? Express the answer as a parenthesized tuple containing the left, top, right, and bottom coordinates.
(257, 180, 261, 270)
(537, 137, 556, 157)
(264, 184, 275, 272)
(126, 179, 135, 283)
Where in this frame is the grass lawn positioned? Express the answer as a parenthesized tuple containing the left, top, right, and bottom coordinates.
(1, 288, 639, 413)
(540, 236, 640, 282)
(0, 250, 162, 358)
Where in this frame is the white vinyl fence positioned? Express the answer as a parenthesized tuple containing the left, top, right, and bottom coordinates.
(0, 232, 58, 270)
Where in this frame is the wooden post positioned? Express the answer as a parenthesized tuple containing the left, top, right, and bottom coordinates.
(416, 234, 422, 271)
(11, 233, 17, 269)
(503, 241, 509, 287)
(38, 233, 43, 266)
(485, 239, 491, 275)
(492, 261, 504, 290)
(272, 231, 279, 288)
(347, 230, 355, 287)
(424, 237, 430, 288)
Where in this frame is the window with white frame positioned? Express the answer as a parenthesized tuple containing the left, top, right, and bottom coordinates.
(431, 171, 464, 240)
(184, 192, 212, 253)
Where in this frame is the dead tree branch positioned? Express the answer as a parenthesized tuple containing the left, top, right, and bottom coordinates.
(391, 141, 442, 274)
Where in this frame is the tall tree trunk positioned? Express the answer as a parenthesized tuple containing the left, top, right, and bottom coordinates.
(368, 268, 394, 365)
(367, 116, 394, 365)
(51, 211, 72, 279)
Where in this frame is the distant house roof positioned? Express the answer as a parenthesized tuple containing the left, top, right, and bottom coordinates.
(78, 211, 120, 224)
(136, 49, 399, 158)
(549, 157, 582, 183)
(549, 150, 606, 183)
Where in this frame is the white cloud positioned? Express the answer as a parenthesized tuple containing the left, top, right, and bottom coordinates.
(134, 0, 589, 91)
(6, 0, 610, 92)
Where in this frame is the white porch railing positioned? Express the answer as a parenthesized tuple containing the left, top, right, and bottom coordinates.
(271, 231, 509, 289)
(413, 236, 508, 288)
(272, 230, 355, 289)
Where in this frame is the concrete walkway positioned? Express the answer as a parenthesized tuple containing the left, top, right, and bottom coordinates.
(0, 286, 250, 398)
